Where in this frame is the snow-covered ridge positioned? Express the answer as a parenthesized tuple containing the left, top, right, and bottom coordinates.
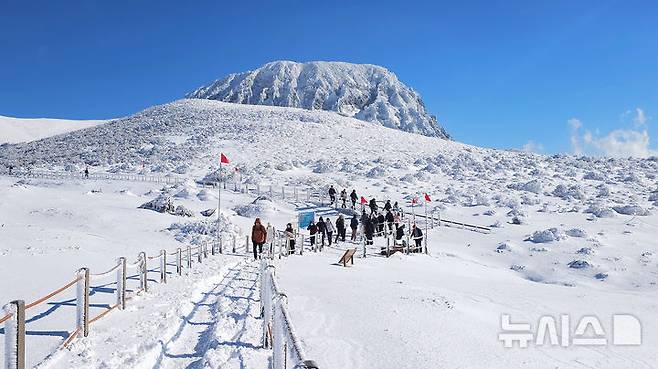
(186, 60, 450, 138)
(0, 115, 107, 144)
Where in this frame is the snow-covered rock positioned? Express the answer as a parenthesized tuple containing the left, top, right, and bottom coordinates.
(613, 205, 650, 216)
(186, 61, 450, 138)
(526, 228, 566, 243)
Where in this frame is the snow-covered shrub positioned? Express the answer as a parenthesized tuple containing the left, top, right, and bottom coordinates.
(594, 273, 608, 280)
(576, 247, 595, 255)
(552, 184, 585, 200)
(174, 205, 193, 217)
(483, 209, 496, 216)
(234, 196, 278, 217)
(583, 171, 605, 181)
(366, 166, 387, 178)
(496, 241, 516, 253)
(197, 189, 216, 201)
(139, 194, 175, 214)
(509, 179, 542, 194)
(312, 160, 335, 173)
(613, 205, 650, 216)
(526, 228, 566, 243)
(399, 173, 416, 183)
(566, 228, 587, 238)
(567, 260, 591, 269)
(584, 204, 616, 218)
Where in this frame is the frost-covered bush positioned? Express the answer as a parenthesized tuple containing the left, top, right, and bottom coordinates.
(526, 228, 566, 243)
(552, 184, 585, 200)
(613, 205, 650, 216)
(139, 194, 175, 214)
(568, 260, 591, 269)
(566, 228, 587, 238)
(576, 247, 595, 255)
(509, 179, 542, 194)
(234, 196, 278, 217)
(366, 166, 387, 178)
(174, 205, 194, 217)
(583, 171, 606, 181)
(584, 204, 616, 218)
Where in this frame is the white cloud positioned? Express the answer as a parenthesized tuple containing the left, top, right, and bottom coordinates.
(569, 108, 656, 158)
(521, 140, 544, 153)
(586, 129, 656, 158)
(568, 118, 583, 155)
(634, 108, 647, 127)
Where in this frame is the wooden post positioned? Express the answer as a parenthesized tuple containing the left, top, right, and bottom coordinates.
(282, 187, 285, 200)
(176, 248, 182, 275)
(203, 242, 208, 258)
(232, 235, 236, 253)
(76, 268, 90, 337)
(211, 238, 215, 256)
(160, 250, 167, 283)
(386, 234, 390, 257)
(140, 252, 148, 293)
(117, 257, 127, 309)
(186, 246, 192, 269)
(246, 235, 250, 254)
(406, 233, 410, 255)
(424, 220, 428, 254)
(4, 300, 26, 369)
(219, 237, 223, 254)
(197, 246, 202, 263)
(300, 235, 304, 256)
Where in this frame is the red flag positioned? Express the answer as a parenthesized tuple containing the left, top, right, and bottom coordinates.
(424, 193, 431, 202)
(360, 196, 368, 205)
(412, 197, 418, 205)
(220, 153, 230, 164)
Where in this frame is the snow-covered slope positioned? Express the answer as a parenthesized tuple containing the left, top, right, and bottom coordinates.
(0, 115, 106, 144)
(186, 60, 449, 138)
(2, 99, 658, 368)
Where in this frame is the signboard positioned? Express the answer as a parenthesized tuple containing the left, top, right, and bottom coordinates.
(298, 211, 315, 229)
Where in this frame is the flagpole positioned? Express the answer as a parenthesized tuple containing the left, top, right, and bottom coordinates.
(217, 162, 222, 247)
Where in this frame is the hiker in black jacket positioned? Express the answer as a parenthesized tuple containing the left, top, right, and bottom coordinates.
(335, 215, 346, 242)
(317, 217, 327, 246)
(350, 215, 359, 241)
(364, 217, 375, 245)
(350, 190, 358, 209)
(307, 220, 318, 248)
(376, 213, 386, 235)
(328, 185, 337, 205)
(412, 224, 423, 252)
(384, 200, 392, 212)
(369, 198, 378, 215)
(385, 210, 395, 234)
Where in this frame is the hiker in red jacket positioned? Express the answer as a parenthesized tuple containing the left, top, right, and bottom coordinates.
(251, 218, 267, 260)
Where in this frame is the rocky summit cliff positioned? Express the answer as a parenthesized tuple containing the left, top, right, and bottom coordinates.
(186, 61, 449, 139)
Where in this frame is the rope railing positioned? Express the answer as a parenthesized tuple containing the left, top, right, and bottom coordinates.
(260, 258, 319, 369)
(2, 236, 237, 369)
(0, 168, 185, 185)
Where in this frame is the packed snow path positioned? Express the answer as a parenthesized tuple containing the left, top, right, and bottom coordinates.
(151, 260, 269, 369)
(48, 258, 270, 369)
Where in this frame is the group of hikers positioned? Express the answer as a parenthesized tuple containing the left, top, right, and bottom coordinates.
(249, 187, 425, 259)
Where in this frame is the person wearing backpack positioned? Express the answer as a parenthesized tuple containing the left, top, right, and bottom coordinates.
(307, 220, 318, 249)
(350, 215, 359, 241)
(335, 215, 346, 242)
(251, 218, 267, 260)
(325, 218, 336, 246)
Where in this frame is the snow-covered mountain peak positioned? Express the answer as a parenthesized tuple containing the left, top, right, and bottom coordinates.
(186, 60, 449, 139)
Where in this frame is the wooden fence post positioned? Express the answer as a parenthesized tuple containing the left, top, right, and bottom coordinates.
(386, 234, 390, 257)
(282, 187, 285, 200)
(160, 250, 167, 283)
(300, 235, 304, 255)
(186, 246, 192, 269)
(211, 238, 215, 256)
(76, 268, 90, 337)
(197, 246, 202, 263)
(117, 257, 127, 309)
(140, 252, 148, 293)
(176, 248, 182, 275)
(219, 237, 223, 254)
(246, 235, 250, 254)
(4, 300, 26, 369)
(232, 235, 236, 253)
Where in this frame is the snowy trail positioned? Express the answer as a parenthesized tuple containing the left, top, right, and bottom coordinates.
(151, 261, 268, 369)
(47, 257, 270, 369)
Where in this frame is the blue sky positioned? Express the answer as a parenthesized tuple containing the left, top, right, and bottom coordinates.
(1, 0, 656, 156)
